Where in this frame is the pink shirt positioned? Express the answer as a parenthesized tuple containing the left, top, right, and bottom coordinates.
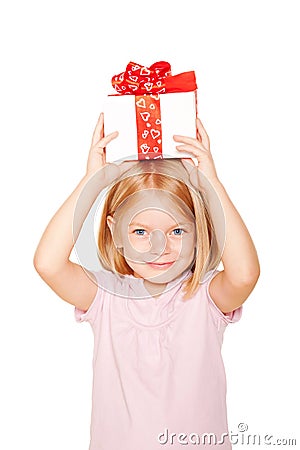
(75, 268, 242, 450)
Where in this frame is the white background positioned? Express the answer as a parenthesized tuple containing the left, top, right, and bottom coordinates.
(1, 0, 299, 448)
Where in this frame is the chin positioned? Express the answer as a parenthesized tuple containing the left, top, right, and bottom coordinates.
(145, 267, 186, 284)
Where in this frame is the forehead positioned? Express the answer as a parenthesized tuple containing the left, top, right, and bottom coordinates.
(114, 189, 194, 222)
(129, 209, 190, 228)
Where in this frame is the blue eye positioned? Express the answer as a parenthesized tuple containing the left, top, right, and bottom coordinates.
(132, 228, 185, 236)
(172, 228, 184, 235)
(133, 229, 146, 236)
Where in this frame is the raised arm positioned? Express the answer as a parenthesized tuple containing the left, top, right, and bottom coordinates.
(33, 113, 133, 311)
(174, 118, 260, 313)
(201, 175, 260, 313)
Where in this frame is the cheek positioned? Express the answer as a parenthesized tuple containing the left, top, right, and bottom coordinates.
(128, 235, 150, 251)
(177, 234, 196, 255)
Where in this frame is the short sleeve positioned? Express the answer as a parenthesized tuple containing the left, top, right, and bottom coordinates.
(203, 269, 243, 326)
(74, 270, 104, 325)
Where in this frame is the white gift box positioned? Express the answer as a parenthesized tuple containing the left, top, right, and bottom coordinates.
(103, 91, 197, 163)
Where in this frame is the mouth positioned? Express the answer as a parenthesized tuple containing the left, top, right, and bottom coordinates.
(146, 261, 175, 270)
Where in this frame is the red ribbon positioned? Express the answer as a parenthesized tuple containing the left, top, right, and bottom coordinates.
(135, 94, 163, 160)
(112, 61, 197, 95)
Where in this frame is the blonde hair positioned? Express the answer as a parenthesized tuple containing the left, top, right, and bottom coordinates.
(97, 159, 220, 300)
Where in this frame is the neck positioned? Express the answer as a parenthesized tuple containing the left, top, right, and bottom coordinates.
(143, 279, 167, 298)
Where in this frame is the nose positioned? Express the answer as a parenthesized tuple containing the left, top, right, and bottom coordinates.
(148, 229, 167, 256)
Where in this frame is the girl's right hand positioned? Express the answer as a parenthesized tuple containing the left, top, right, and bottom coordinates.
(85, 112, 137, 185)
(85, 112, 118, 176)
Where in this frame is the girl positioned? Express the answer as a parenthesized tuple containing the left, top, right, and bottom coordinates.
(33, 113, 260, 450)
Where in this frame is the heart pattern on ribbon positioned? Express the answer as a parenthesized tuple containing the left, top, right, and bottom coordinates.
(135, 94, 163, 159)
(112, 61, 171, 95)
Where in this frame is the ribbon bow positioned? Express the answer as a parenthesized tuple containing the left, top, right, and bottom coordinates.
(112, 61, 197, 95)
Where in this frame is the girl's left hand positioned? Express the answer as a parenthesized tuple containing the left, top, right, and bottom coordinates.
(173, 118, 219, 184)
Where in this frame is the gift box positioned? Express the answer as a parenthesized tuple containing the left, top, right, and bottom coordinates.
(103, 61, 198, 162)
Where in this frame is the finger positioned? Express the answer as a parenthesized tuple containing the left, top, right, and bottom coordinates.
(181, 157, 196, 166)
(176, 144, 208, 160)
(181, 159, 194, 175)
(91, 113, 104, 147)
(94, 131, 119, 150)
(173, 134, 197, 144)
(196, 118, 210, 150)
(173, 134, 207, 152)
(174, 136, 208, 153)
(180, 160, 201, 190)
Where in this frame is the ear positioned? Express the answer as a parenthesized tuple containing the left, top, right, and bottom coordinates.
(106, 215, 122, 249)
(106, 215, 115, 235)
